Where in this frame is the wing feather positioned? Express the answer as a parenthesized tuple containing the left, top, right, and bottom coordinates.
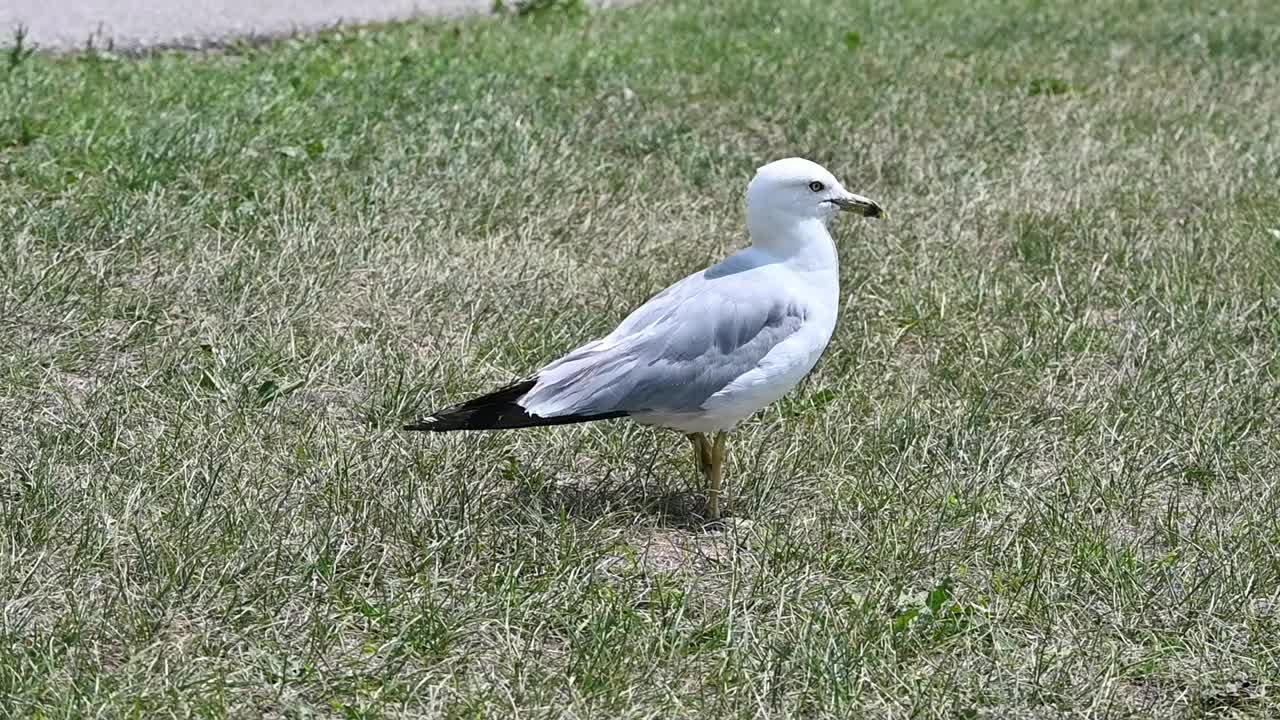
(519, 261, 808, 418)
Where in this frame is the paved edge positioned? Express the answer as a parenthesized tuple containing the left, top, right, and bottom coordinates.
(0, 0, 641, 55)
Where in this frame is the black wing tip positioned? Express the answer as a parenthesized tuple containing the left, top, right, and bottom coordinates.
(402, 378, 535, 432)
(402, 416, 445, 432)
(403, 377, 629, 432)
(402, 410, 627, 432)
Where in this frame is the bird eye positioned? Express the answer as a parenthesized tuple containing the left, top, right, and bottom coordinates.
(808, 181, 825, 192)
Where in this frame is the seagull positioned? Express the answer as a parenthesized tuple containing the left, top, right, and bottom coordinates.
(405, 158, 884, 520)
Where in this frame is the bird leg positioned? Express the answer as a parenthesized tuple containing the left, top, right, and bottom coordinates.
(707, 431, 728, 521)
(687, 432, 712, 478)
(687, 432, 714, 517)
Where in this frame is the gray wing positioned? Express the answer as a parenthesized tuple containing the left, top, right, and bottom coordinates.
(519, 264, 807, 418)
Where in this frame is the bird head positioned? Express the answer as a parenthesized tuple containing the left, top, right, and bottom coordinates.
(745, 157, 884, 230)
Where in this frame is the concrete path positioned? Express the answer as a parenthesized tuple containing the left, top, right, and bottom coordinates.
(0, 0, 628, 52)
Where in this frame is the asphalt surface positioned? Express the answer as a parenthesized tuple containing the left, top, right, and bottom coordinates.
(0, 0, 625, 52)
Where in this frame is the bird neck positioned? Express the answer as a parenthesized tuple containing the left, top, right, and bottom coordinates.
(747, 216, 838, 271)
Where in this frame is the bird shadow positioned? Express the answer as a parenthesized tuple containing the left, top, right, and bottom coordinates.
(509, 473, 731, 531)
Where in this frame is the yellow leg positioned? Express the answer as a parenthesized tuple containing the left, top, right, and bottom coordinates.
(686, 433, 712, 478)
(708, 431, 728, 521)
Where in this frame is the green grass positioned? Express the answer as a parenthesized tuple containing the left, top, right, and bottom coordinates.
(2, 0, 1280, 716)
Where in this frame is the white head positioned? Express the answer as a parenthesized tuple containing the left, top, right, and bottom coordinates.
(745, 158, 883, 245)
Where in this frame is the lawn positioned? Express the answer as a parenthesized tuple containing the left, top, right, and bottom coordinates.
(2, 0, 1279, 716)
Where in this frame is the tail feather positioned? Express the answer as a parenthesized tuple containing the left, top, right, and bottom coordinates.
(404, 378, 626, 432)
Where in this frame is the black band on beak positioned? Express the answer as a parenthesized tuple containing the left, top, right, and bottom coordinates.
(831, 195, 885, 218)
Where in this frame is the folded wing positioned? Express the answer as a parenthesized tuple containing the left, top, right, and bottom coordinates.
(519, 267, 808, 419)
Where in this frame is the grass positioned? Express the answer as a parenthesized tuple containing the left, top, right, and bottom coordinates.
(2, 0, 1279, 716)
